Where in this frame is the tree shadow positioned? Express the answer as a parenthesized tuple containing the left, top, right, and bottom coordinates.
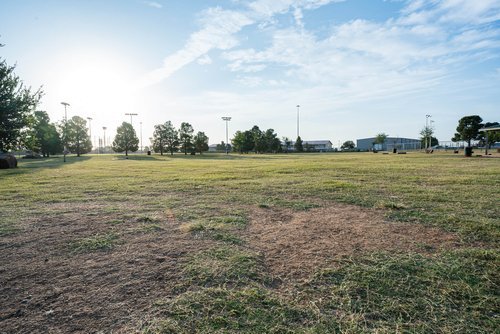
(0, 155, 91, 177)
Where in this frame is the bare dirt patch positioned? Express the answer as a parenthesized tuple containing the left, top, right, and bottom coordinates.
(0, 205, 212, 333)
(244, 205, 460, 281)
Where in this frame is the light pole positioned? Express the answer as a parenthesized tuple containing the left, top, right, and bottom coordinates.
(296, 105, 300, 139)
(102, 127, 107, 153)
(125, 113, 138, 126)
(61, 102, 70, 162)
(430, 120, 435, 148)
(425, 114, 432, 150)
(87, 117, 92, 150)
(222, 117, 232, 154)
(140, 121, 143, 152)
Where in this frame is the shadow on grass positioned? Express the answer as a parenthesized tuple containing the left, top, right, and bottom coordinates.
(159, 153, 298, 161)
(0, 155, 91, 177)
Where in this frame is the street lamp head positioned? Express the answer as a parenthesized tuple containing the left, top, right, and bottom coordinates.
(222, 117, 232, 121)
(87, 117, 92, 121)
(103, 126, 107, 130)
(296, 105, 300, 108)
(61, 102, 70, 107)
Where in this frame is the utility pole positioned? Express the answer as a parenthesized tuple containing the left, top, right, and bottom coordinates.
(296, 105, 300, 139)
(222, 117, 232, 154)
(61, 102, 70, 162)
(87, 117, 92, 150)
(426, 114, 432, 150)
(102, 127, 107, 153)
(140, 121, 143, 152)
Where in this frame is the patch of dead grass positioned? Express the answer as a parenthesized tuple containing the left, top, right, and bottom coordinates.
(244, 205, 460, 280)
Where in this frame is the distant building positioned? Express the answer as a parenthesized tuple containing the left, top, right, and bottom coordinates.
(208, 144, 218, 152)
(356, 137, 420, 151)
(287, 140, 333, 152)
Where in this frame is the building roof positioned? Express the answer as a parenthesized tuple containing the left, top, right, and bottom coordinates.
(479, 125, 500, 132)
(303, 140, 332, 145)
(288, 140, 332, 145)
(357, 137, 419, 141)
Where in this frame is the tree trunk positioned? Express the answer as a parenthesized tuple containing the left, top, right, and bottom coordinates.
(126, 149, 128, 156)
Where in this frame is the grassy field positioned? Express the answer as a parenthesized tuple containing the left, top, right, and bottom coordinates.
(0, 152, 498, 333)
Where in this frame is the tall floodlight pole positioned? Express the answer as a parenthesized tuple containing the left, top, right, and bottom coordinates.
(87, 117, 93, 150)
(296, 105, 300, 139)
(102, 127, 107, 153)
(125, 113, 138, 126)
(222, 117, 232, 154)
(430, 120, 435, 149)
(140, 121, 143, 152)
(426, 114, 432, 150)
(61, 102, 70, 162)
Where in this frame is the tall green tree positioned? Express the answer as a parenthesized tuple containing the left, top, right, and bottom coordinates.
(65, 116, 91, 156)
(153, 121, 178, 155)
(193, 131, 209, 154)
(420, 136, 438, 148)
(374, 133, 388, 145)
(453, 115, 483, 147)
(294, 136, 304, 152)
(419, 126, 435, 149)
(251, 126, 267, 153)
(216, 141, 231, 152)
(263, 128, 281, 153)
(33, 111, 62, 157)
(341, 140, 355, 150)
(232, 130, 254, 153)
(179, 122, 194, 155)
(0, 59, 42, 152)
(282, 137, 292, 152)
(112, 122, 139, 156)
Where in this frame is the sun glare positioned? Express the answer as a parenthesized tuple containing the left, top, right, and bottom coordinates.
(51, 50, 139, 122)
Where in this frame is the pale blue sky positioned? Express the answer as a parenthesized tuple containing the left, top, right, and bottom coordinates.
(1, 0, 499, 146)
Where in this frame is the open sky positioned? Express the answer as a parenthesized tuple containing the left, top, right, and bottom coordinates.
(1, 0, 499, 147)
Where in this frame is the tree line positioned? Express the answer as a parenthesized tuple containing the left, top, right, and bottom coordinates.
(152, 121, 208, 156)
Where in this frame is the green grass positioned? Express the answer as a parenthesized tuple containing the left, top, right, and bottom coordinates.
(144, 287, 312, 334)
(1, 152, 499, 332)
(305, 250, 499, 332)
(69, 233, 118, 253)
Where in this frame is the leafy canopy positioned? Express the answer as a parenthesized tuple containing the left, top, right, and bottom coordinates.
(65, 116, 92, 156)
(112, 122, 139, 156)
(153, 121, 179, 155)
(453, 115, 483, 147)
(0, 59, 42, 152)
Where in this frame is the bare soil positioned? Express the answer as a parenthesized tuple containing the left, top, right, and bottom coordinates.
(1, 203, 461, 333)
(244, 205, 460, 281)
(0, 204, 212, 333)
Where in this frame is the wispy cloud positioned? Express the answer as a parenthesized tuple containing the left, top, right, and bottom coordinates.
(142, 1, 162, 9)
(197, 54, 213, 65)
(140, 0, 344, 86)
(140, 0, 500, 107)
(139, 7, 253, 87)
(222, 0, 500, 102)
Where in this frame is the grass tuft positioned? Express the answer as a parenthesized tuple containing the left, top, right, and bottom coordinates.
(182, 246, 266, 287)
(70, 233, 118, 253)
